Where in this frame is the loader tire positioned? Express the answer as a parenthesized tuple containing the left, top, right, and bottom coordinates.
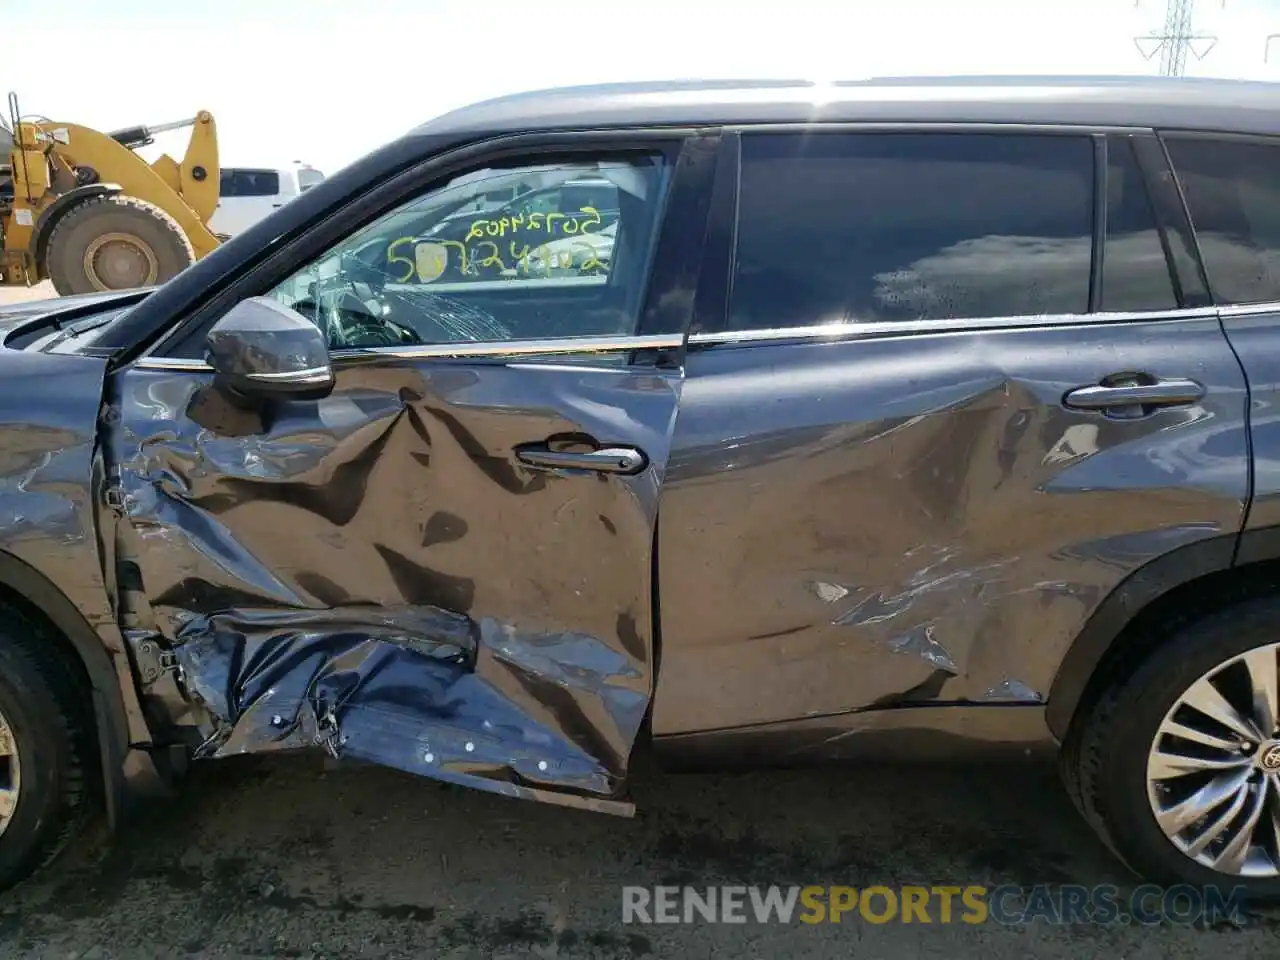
(45, 195, 195, 296)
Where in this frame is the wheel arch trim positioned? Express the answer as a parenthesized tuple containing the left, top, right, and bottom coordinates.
(0, 547, 133, 823)
(1046, 528, 1279, 741)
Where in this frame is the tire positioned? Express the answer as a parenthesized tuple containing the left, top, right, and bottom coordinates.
(0, 605, 89, 891)
(1064, 596, 1280, 902)
(44, 194, 195, 296)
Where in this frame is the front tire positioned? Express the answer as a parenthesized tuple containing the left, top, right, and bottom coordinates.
(1065, 596, 1280, 902)
(0, 609, 90, 891)
(44, 194, 195, 295)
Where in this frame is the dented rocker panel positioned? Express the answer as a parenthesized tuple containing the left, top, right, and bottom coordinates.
(104, 358, 681, 813)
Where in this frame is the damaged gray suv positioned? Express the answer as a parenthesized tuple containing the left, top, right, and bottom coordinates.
(4, 75, 1280, 899)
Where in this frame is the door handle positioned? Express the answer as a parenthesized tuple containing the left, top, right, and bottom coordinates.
(514, 444, 648, 475)
(1064, 376, 1205, 413)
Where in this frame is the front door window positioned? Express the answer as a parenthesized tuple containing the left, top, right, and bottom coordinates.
(265, 156, 670, 350)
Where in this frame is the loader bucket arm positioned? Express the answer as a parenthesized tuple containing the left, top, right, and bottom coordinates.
(144, 112, 219, 223)
(42, 121, 220, 257)
(177, 111, 218, 224)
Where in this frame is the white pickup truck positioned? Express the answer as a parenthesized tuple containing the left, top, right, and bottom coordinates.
(209, 163, 324, 237)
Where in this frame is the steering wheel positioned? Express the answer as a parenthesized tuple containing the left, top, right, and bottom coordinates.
(305, 270, 425, 350)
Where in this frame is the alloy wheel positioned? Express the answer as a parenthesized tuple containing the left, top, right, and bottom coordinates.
(0, 709, 20, 838)
(1147, 641, 1280, 877)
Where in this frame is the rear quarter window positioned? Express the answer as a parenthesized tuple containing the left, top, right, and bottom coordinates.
(1165, 136, 1280, 306)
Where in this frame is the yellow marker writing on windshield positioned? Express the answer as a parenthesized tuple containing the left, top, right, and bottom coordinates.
(464, 205, 604, 242)
(387, 205, 610, 282)
(386, 237, 416, 283)
(472, 240, 505, 272)
(413, 242, 449, 283)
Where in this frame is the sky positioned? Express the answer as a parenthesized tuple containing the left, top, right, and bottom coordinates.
(6, 0, 1280, 174)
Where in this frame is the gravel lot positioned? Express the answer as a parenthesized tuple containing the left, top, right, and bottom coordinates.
(0, 281, 1278, 958)
(0, 746, 1277, 958)
(0, 281, 56, 305)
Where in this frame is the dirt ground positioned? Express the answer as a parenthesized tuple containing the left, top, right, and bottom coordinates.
(0, 753, 1276, 959)
(1, 282, 1278, 958)
(0, 281, 55, 304)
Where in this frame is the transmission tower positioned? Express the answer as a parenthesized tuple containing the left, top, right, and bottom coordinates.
(1134, 0, 1221, 76)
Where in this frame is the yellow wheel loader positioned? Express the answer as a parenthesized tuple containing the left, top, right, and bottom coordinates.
(0, 92, 222, 295)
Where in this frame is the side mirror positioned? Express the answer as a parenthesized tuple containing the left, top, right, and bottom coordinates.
(205, 296, 334, 402)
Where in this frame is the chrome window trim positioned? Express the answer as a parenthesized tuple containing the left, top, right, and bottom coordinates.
(688, 306, 1221, 347)
(132, 333, 685, 373)
(1218, 301, 1280, 318)
(130, 303, 1280, 372)
(330, 332, 684, 361)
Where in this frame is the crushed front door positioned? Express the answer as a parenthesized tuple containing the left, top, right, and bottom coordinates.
(107, 357, 678, 813)
(101, 137, 706, 815)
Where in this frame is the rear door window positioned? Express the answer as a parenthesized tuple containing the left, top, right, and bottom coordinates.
(725, 132, 1096, 331)
(1164, 136, 1280, 306)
